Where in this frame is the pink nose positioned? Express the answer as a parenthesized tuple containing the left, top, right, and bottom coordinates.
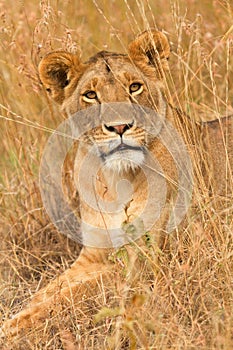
(105, 123, 133, 136)
(113, 124, 128, 135)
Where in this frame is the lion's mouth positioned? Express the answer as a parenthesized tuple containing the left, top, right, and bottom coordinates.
(107, 143, 143, 156)
(101, 142, 144, 160)
(98, 142, 145, 172)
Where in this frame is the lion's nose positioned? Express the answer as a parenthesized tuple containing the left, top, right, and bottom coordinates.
(104, 122, 134, 136)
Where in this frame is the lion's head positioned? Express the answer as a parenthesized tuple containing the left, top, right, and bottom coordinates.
(39, 30, 171, 173)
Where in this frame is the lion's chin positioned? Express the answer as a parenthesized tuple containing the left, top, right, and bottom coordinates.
(103, 150, 145, 174)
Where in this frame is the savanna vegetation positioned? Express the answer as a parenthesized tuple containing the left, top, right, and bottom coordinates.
(0, 1, 232, 349)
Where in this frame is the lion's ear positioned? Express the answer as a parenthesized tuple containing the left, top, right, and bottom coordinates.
(38, 52, 84, 104)
(128, 30, 170, 77)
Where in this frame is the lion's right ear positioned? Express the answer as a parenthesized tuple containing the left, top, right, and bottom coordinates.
(38, 52, 85, 104)
(128, 30, 170, 78)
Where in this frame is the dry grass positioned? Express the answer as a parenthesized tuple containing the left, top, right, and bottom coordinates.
(0, 0, 232, 349)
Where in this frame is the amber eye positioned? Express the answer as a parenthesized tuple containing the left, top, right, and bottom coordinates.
(129, 82, 143, 95)
(83, 90, 97, 102)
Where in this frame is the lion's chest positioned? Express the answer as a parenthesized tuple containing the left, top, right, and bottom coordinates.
(74, 148, 148, 247)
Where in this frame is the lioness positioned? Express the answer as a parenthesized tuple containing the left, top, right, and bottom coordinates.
(1, 29, 232, 338)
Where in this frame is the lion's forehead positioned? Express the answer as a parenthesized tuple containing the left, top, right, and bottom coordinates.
(79, 57, 144, 92)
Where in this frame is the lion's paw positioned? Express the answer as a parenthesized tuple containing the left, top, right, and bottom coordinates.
(0, 304, 47, 338)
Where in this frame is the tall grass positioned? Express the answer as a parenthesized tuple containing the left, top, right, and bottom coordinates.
(0, 0, 232, 349)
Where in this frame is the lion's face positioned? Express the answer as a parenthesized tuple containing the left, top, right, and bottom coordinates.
(39, 30, 170, 173)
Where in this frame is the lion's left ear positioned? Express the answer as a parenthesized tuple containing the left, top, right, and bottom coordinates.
(128, 30, 170, 76)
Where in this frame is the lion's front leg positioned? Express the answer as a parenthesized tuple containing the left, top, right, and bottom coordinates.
(1, 247, 112, 338)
